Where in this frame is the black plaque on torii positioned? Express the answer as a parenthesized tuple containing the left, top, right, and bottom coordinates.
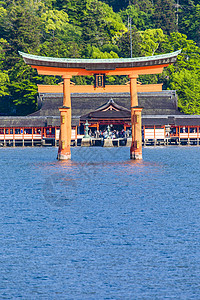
(94, 74, 106, 88)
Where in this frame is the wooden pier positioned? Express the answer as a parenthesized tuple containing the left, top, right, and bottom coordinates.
(1, 135, 200, 148)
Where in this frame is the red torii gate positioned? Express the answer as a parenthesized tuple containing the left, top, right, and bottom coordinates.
(20, 50, 181, 160)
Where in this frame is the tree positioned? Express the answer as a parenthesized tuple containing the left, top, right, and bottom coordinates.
(159, 32, 200, 113)
(120, 4, 152, 31)
(179, 4, 200, 46)
(162, 32, 200, 72)
(85, 0, 129, 12)
(9, 79, 38, 115)
(152, 0, 176, 35)
(1, 4, 42, 53)
(0, 38, 9, 97)
(41, 9, 69, 37)
(81, 0, 126, 47)
(89, 46, 119, 58)
(0, 71, 9, 97)
(8, 60, 40, 115)
(55, 0, 91, 25)
(140, 28, 166, 55)
(0, 3, 42, 69)
(117, 28, 142, 58)
(39, 37, 81, 58)
(168, 70, 200, 114)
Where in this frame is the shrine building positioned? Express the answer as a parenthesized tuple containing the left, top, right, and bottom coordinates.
(1, 83, 200, 149)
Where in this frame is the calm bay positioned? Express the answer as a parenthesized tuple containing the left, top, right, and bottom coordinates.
(1, 147, 200, 299)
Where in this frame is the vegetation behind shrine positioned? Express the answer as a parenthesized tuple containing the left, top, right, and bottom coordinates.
(0, 0, 199, 115)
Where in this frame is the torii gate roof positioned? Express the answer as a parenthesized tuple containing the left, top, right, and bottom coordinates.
(19, 50, 181, 76)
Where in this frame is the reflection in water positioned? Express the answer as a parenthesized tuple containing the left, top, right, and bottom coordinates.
(42, 173, 77, 207)
(40, 147, 165, 208)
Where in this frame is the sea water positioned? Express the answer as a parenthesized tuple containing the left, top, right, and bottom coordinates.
(1, 147, 200, 299)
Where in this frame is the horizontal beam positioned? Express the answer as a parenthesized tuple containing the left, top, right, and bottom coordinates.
(107, 65, 167, 75)
(37, 83, 163, 94)
(33, 64, 167, 76)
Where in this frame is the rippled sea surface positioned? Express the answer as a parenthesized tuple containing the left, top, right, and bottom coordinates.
(1, 146, 200, 299)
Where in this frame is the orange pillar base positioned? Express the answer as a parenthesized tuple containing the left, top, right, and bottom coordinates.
(130, 107, 143, 160)
(130, 148, 143, 160)
(57, 149, 71, 160)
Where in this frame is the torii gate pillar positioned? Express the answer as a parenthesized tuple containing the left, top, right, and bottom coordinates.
(57, 74, 72, 160)
(129, 74, 143, 160)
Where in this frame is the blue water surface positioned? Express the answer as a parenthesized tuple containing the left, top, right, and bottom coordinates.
(0, 146, 200, 299)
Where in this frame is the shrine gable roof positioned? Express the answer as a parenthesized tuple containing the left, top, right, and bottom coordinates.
(80, 99, 131, 121)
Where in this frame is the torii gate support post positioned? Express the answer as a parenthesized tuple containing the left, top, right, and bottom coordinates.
(57, 74, 72, 160)
(129, 74, 143, 160)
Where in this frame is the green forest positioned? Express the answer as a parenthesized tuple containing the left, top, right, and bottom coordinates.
(0, 0, 199, 115)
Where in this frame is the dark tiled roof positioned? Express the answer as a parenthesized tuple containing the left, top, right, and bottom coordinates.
(174, 116, 200, 126)
(31, 91, 181, 119)
(142, 116, 170, 126)
(0, 116, 60, 127)
(142, 115, 200, 126)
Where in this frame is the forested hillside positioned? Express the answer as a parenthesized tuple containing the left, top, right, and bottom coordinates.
(0, 0, 199, 115)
